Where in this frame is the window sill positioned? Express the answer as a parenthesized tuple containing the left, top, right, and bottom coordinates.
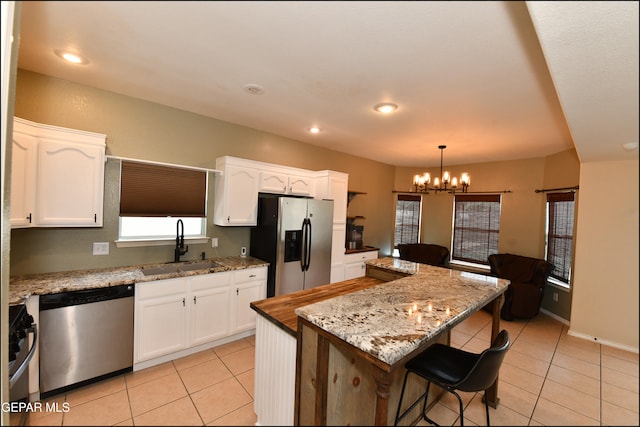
(449, 260, 491, 274)
(115, 237, 210, 248)
(547, 277, 571, 291)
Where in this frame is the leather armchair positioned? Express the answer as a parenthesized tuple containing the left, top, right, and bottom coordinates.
(397, 243, 450, 267)
(488, 253, 554, 320)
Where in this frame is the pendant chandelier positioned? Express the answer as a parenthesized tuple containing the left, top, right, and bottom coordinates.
(413, 145, 470, 193)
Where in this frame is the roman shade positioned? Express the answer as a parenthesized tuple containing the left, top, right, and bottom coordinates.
(452, 194, 501, 265)
(394, 194, 421, 246)
(120, 161, 206, 217)
(546, 191, 575, 282)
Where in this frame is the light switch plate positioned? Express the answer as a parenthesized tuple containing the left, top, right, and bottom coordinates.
(93, 242, 109, 255)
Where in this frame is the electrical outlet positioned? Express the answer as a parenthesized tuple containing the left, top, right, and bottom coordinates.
(93, 242, 109, 255)
(553, 292, 559, 302)
(241, 246, 247, 257)
(211, 237, 218, 248)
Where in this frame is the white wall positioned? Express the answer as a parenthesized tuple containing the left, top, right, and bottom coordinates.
(570, 159, 639, 351)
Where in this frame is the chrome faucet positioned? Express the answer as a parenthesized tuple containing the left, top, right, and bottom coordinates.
(174, 219, 189, 262)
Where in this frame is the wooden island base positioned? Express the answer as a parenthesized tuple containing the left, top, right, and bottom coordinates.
(251, 259, 507, 426)
(296, 317, 450, 426)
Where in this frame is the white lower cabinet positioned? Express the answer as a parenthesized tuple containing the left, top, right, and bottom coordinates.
(189, 274, 232, 346)
(134, 268, 266, 367)
(135, 277, 190, 363)
(344, 250, 379, 280)
(232, 267, 268, 334)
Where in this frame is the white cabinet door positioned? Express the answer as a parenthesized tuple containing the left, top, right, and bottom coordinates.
(189, 273, 232, 346)
(36, 139, 105, 226)
(135, 278, 188, 363)
(11, 118, 106, 228)
(214, 162, 259, 226)
(10, 130, 37, 227)
(259, 171, 288, 194)
(232, 267, 267, 334)
(287, 174, 313, 196)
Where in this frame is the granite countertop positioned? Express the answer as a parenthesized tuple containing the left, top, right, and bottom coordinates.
(295, 257, 509, 366)
(9, 256, 269, 305)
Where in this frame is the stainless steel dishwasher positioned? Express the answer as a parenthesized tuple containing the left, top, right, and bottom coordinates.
(39, 284, 134, 398)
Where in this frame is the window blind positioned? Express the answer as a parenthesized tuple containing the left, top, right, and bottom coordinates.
(394, 194, 422, 246)
(452, 194, 501, 265)
(546, 192, 575, 282)
(119, 161, 207, 217)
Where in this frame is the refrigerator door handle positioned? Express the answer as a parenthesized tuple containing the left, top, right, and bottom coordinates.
(300, 218, 309, 272)
(305, 218, 312, 271)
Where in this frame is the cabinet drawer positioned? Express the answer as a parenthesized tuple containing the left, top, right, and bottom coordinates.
(235, 267, 267, 282)
(136, 277, 186, 300)
(344, 250, 378, 264)
(189, 271, 232, 292)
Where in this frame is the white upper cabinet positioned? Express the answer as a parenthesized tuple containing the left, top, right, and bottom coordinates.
(259, 171, 289, 194)
(259, 170, 313, 196)
(214, 159, 260, 226)
(214, 156, 319, 226)
(11, 117, 106, 228)
(10, 129, 38, 227)
(314, 170, 348, 225)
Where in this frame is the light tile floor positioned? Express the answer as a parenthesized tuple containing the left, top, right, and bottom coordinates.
(19, 311, 639, 426)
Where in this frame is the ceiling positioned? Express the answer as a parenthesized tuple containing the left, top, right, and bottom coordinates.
(15, 1, 638, 168)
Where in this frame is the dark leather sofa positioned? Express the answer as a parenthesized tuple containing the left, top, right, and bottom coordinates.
(397, 243, 450, 267)
(488, 253, 554, 320)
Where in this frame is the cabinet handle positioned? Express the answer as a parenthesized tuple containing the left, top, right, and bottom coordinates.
(236, 288, 239, 296)
(193, 296, 197, 304)
(182, 297, 185, 307)
(27, 213, 32, 223)
(283, 185, 287, 192)
(227, 216, 230, 223)
(249, 274, 256, 278)
(94, 213, 97, 223)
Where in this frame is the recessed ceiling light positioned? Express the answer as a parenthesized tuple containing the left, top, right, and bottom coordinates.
(244, 84, 265, 95)
(373, 102, 398, 114)
(54, 49, 89, 65)
(308, 127, 321, 134)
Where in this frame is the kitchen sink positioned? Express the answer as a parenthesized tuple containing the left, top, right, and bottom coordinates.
(140, 264, 181, 276)
(178, 261, 222, 272)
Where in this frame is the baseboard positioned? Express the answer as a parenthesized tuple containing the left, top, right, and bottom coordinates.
(539, 308, 570, 325)
(567, 329, 639, 354)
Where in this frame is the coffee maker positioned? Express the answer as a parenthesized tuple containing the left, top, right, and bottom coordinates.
(346, 224, 364, 250)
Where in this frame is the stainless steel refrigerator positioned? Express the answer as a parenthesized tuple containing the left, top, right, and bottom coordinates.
(250, 195, 333, 297)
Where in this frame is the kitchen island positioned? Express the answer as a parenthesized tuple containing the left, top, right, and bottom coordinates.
(251, 257, 509, 426)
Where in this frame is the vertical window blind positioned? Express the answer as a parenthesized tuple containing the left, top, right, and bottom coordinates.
(452, 194, 501, 265)
(119, 161, 207, 217)
(546, 192, 575, 282)
(394, 194, 422, 246)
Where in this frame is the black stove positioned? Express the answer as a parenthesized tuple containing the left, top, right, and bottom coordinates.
(9, 304, 34, 362)
(8, 303, 37, 412)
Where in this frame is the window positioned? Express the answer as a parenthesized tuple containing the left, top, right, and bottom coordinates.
(545, 192, 575, 285)
(117, 161, 208, 243)
(452, 194, 501, 265)
(119, 217, 205, 240)
(394, 194, 422, 248)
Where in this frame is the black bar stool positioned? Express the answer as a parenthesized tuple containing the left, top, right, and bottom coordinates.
(394, 330, 510, 426)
